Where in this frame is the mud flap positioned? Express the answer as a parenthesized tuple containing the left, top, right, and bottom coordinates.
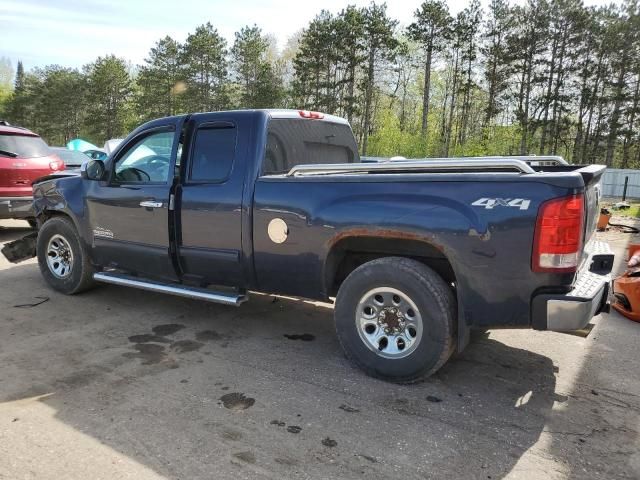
(1, 232, 38, 263)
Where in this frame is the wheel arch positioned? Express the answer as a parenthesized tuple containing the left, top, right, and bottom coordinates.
(323, 233, 470, 353)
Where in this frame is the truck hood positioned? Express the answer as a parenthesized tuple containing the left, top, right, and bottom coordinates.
(32, 169, 80, 186)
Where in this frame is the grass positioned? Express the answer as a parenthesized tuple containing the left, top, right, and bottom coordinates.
(605, 202, 640, 218)
(625, 205, 640, 218)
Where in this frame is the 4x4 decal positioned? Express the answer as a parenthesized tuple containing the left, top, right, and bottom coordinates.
(472, 198, 531, 210)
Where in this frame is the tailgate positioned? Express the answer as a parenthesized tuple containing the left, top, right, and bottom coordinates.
(579, 165, 606, 246)
(0, 155, 54, 197)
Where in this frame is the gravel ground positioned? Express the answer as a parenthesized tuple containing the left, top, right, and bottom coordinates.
(0, 218, 638, 480)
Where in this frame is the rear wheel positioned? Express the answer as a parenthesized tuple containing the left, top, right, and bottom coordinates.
(37, 216, 96, 294)
(335, 257, 456, 383)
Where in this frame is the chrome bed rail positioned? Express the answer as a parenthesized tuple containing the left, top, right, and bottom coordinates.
(286, 159, 536, 177)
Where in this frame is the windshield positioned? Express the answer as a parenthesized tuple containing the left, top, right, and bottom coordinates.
(0, 133, 51, 158)
(52, 148, 88, 166)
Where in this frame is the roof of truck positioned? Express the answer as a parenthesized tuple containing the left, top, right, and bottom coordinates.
(265, 109, 349, 125)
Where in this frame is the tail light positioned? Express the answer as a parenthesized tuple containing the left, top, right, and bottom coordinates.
(49, 158, 64, 171)
(532, 194, 584, 273)
(298, 110, 324, 119)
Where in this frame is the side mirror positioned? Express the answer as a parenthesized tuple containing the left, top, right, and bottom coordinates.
(81, 159, 106, 181)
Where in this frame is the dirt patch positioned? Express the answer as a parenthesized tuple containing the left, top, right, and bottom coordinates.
(339, 404, 359, 413)
(232, 451, 255, 464)
(222, 429, 243, 441)
(321, 437, 337, 447)
(220, 392, 255, 411)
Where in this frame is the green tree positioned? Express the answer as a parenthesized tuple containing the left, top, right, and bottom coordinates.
(4, 68, 42, 129)
(38, 66, 86, 144)
(360, 2, 398, 154)
(482, 0, 512, 129)
(0, 57, 13, 113)
(137, 36, 184, 121)
(231, 25, 283, 108)
(407, 0, 451, 139)
(85, 55, 133, 142)
(181, 22, 228, 112)
(292, 10, 338, 112)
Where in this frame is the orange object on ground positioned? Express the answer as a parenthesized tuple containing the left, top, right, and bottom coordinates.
(597, 211, 611, 230)
(613, 270, 640, 323)
(627, 243, 640, 263)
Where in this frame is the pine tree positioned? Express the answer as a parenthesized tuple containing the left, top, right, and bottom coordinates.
(181, 23, 228, 112)
(14, 61, 24, 91)
(407, 0, 451, 139)
(481, 0, 511, 129)
(137, 36, 184, 122)
(360, 2, 398, 154)
(84, 55, 133, 142)
(231, 25, 283, 108)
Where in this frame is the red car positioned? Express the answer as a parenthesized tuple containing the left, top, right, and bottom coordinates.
(0, 122, 64, 225)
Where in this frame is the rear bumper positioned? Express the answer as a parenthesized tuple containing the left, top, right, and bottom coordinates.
(532, 240, 613, 332)
(0, 196, 34, 219)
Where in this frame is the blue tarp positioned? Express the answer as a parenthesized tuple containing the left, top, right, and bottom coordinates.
(67, 138, 98, 152)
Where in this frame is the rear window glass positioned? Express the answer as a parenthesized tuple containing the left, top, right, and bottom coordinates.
(0, 134, 50, 158)
(189, 126, 236, 182)
(262, 119, 359, 175)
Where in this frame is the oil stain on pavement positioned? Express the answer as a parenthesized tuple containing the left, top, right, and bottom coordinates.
(283, 333, 315, 341)
(220, 392, 255, 410)
(122, 344, 168, 365)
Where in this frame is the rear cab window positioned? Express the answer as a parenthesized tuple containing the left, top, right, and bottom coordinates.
(262, 119, 359, 175)
(0, 134, 50, 158)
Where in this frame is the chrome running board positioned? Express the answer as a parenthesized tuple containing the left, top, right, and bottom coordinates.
(93, 272, 248, 306)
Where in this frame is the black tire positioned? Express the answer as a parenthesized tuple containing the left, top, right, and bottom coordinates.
(335, 257, 456, 383)
(37, 216, 96, 294)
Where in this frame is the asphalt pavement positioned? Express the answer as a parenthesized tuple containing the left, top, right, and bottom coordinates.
(0, 219, 638, 479)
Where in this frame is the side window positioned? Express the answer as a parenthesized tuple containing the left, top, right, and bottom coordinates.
(189, 126, 236, 183)
(114, 130, 174, 183)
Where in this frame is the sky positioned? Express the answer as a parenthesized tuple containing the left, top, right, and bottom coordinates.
(0, 0, 618, 72)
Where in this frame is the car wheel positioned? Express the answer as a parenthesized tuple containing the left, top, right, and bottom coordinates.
(335, 257, 456, 383)
(37, 216, 96, 294)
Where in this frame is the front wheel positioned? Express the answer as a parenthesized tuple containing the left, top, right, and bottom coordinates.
(37, 216, 96, 294)
(334, 257, 456, 383)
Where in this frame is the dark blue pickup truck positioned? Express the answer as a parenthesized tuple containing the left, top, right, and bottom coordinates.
(28, 109, 613, 382)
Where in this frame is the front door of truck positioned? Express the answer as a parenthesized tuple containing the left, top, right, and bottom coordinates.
(85, 119, 184, 281)
(176, 113, 248, 287)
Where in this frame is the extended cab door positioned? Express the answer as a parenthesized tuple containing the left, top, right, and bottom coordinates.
(176, 113, 250, 287)
(85, 118, 184, 280)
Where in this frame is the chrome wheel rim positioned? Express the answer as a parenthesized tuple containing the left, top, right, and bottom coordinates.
(46, 234, 74, 279)
(356, 287, 423, 359)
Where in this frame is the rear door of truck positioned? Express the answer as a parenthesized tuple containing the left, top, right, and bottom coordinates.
(174, 112, 250, 287)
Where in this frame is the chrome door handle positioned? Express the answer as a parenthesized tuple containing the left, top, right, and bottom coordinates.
(140, 200, 163, 208)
